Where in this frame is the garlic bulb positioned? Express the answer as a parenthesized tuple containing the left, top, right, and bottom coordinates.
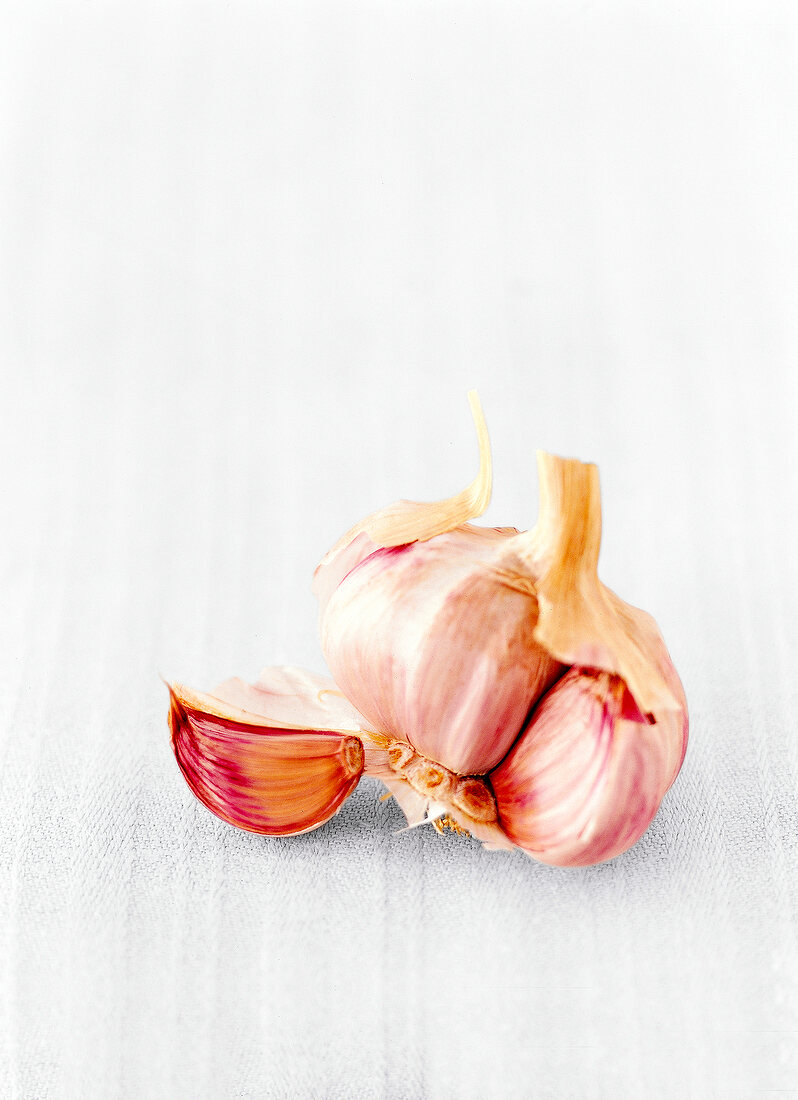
(168, 394, 688, 866)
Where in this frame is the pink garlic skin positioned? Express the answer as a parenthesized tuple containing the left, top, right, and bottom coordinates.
(490, 660, 688, 867)
(319, 525, 564, 776)
(167, 682, 364, 837)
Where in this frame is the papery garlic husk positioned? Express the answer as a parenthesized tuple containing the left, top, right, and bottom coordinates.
(314, 393, 688, 864)
(168, 672, 365, 836)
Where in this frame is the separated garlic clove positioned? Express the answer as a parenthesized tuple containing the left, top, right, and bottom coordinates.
(168, 682, 364, 836)
(490, 666, 683, 866)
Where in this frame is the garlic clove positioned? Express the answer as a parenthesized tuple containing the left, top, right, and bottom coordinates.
(320, 533, 564, 775)
(489, 667, 680, 866)
(313, 391, 491, 618)
(168, 682, 364, 836)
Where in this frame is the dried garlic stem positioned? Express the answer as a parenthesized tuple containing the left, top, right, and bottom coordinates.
(506, 452, 678, 720)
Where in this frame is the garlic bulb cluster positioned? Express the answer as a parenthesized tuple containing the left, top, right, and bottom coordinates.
(168, 394, 688, 867)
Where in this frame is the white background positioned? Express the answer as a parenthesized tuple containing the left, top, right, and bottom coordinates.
(2, 2, 797, 1097)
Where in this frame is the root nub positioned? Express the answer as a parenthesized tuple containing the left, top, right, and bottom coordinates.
(386, 740, 498, 827)
(342, 736, 365, 777)
(432, 815, 471, 837)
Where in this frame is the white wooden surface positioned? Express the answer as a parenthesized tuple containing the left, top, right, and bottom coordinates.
(2, 3, 797, 1096)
